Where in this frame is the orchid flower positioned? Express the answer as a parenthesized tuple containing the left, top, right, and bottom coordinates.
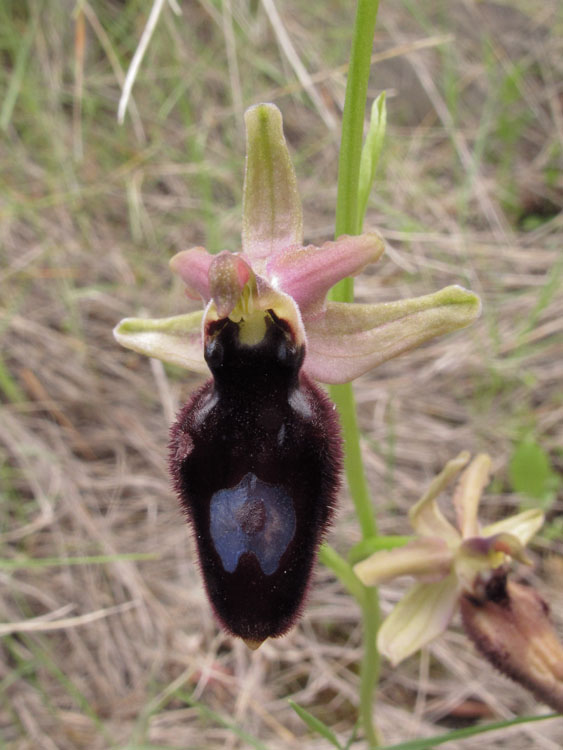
(114, 103, 481, 646)
(354, 451, 545, 666)
(114, 103, 480, 386)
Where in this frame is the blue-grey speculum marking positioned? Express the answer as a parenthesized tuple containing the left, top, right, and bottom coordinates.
(210, 473, 296, 575)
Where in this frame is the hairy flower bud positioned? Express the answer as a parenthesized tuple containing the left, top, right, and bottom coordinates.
(461, 571, 563, 712)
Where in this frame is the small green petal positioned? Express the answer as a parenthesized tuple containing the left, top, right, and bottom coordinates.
(409, 451, 470, 542)
(453, 454, 491, 538)
(304, 285, 481, 384)
(354, 537, 452, 586)
(113, 312, 208, 373)
(242, 103, 303, 262)
(482, 508, 545, 547)
(378, 574, 460, 666)
(358, 92, 387, 225)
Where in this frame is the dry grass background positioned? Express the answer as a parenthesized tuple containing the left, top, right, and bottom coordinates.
(1, 0, 562, 748)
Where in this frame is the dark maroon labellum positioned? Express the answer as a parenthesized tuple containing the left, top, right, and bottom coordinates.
(169, 311, 342, 642)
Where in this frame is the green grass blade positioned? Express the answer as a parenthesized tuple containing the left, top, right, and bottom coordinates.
(377, 713, 560, 750)
(289, 700, 343, 749)
(18, 633, 113, 744)
(0, 2, 42, 131)
(0, 355, 26, 403)
(520, 256, 563, 339)
(344, 722, 360, 749)
(180, 692, 269, 750)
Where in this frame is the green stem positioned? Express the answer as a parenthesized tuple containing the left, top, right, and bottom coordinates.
(348, 535, 413, 566)
(361, 588, 382, 748)
(328, 1, 381, 746)
(330, 383, 377, 539)
(333, 0, 381, 301)
(319, 543, 366, 606)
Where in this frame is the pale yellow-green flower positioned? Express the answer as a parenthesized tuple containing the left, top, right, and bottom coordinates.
(354, 452, 544, 666)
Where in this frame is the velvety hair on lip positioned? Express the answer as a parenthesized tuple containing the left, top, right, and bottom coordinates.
(169, 312, 342, 643)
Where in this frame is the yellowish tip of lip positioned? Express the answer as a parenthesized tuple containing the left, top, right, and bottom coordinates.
(243, 638, 265, 651)
(235, 311, 268, 346)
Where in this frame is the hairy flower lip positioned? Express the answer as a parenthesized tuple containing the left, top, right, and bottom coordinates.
(169, 331, 342, 642)
(355, 452, 545, 665)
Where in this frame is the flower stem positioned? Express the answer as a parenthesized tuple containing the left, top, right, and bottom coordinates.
(332, 0, 381, 301)
(319, 543, 366, 606)
(328, 1, 382, 746)
(361, 588, 382, 748)
(330, 383, 376, 539)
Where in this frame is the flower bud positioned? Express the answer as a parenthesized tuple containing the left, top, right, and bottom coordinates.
(461, 570, 563, 711)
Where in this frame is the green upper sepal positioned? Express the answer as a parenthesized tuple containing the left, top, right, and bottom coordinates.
(242, 103, 303, 264)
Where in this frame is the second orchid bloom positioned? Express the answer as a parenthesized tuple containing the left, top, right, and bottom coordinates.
(354, 452, 545, 665)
